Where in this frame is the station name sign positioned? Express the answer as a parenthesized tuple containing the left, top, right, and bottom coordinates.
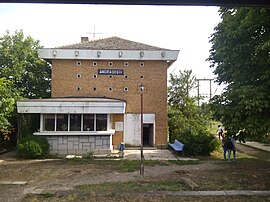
(98, 69, 124, 75)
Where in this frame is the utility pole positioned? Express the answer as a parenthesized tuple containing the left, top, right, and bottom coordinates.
(196, 78, 214, 106)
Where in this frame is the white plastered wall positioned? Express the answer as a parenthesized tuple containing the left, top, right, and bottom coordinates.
(124, 113, 155, 146)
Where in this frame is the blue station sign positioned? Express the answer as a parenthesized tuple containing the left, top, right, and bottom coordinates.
(98, 69, 124, 75)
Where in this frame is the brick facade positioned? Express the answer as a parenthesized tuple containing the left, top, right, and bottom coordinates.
(51, 59, 169, 147)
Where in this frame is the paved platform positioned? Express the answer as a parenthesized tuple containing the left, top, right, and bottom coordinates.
(21, 188, 270, 196)
(240, 141, 270, 152)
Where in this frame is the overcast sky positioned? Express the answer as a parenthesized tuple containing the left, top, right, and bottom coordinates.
(0, 3, 223, 98)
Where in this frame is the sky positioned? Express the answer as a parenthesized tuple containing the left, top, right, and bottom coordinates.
(0, 3, 223, 99)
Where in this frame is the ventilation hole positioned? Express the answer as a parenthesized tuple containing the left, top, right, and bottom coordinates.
(77, 74, 81, 78)
(124, 62, 129, 67)
(93, 62, 98, 66)
(108, 62, 113, 67)
(93, 74, 97, 79)
(76, 86, 81, 91)
(109, 75, 113, 79)
(93, 87, 97, 91)
(124, 75, 128, 79)
(76, 61, 81, 66)
(140, 62, 144, 67)
(108, 87, 113, 91)
(124, 87, 129, 92)
(140, 75, 144, 79)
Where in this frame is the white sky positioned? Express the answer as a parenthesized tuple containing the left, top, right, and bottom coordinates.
(0, 3, 223, 99)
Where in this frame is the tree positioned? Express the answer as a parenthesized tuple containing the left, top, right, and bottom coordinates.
(0, 78, 20, 130)
(0, 30, 51, 142)
(168, 70, 218, 156)
(208, 8, 270, 139)
(0, 30, 51, 98)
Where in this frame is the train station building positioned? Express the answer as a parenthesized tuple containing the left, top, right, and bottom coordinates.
(17, 37, 179, 155)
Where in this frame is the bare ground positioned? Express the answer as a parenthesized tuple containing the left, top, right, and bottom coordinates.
(0, 143, 270, 202)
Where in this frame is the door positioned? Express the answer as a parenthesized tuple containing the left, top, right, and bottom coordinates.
(143, 123, 154, 147)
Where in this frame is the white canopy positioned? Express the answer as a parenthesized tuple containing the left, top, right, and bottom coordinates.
(17, 98, 126, 114)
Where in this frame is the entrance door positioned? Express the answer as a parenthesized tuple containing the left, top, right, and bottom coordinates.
(143, 124, 154, 147)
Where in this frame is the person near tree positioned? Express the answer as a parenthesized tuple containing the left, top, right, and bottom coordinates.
(217, 125, 223, 140)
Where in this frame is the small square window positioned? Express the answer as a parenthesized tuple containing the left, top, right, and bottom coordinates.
(140, 62, 144, 67)
(108, 62, 113, 67)
(93, 62, 98, 66)
(124, 62, 129, 67)
(76, 61, 82, 66)
(124, 87, 129, 92)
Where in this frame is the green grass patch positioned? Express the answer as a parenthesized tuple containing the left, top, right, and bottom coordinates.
(75, 179, 188, 192)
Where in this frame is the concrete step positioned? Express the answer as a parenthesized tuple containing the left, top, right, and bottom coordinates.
(125, 147, 157, 150)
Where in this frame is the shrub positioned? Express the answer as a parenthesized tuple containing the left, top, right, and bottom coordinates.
(17, 135, 49, 159)
(175, 129, 219, 156)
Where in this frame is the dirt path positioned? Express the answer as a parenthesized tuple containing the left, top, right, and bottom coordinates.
(0, 144, 269, 202)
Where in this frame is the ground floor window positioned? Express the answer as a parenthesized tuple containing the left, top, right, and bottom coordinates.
(56, 114, 68, 131)
(70, 114, 82, 131)
(42, 114, 108, 132)
(43, 114, 55, 131)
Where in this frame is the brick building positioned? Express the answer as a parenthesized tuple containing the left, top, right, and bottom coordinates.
(17, 37, 179, 155)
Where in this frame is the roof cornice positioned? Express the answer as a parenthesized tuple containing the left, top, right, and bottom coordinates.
(38, 48, 180, 61)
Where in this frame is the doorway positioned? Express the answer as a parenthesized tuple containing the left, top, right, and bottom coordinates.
(143, 123, 154, 147)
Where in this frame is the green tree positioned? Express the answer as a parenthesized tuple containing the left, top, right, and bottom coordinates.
(0, 30, 51, 141)
(208, 8, 270, 139)
(0, 78, 20, 130)
(0, 30, 51, 98)
(168, 70, 218, 156)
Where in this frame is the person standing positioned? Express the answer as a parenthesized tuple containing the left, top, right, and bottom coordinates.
(217, 125, 223, 140)
(221, 133, 228, 160)
(227, 136, 236, 162)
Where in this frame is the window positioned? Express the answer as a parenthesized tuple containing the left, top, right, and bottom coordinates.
(124, 75, 128, 79)
(108, 62, 113, 67)
(43, 114, 55, 131)
(96, 114, 107, 131)
(42, 114, 108, 132)
(76, 86, 81, 91)
(56, 114, 68, 131)
(93, 61, 98, 66)
(124, 87, 129, 92)
(83, 114, 94, 131)
(108, 87, 113, 91)
(93, 87, 97, 91)
(77, 74, 81, 78)
(70, 114, 82, 131)
(93, 74, 97, 79)
(140, 62, 144, 67)
(76, 61, 81, 66)
(124, 62, 129, 67)
(109, 75, 113, 79)
(140, 75, 144, 79)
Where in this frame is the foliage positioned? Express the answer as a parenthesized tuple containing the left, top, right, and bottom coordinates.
(17, 135, 49, 159)
(0, 30, 51, 98)
(168, 70, 219, 156)
(0, 78, 20, 130)
(208, 8, 270, 139)
(0, 30, 51, 139)
(177, 129, 219, 156)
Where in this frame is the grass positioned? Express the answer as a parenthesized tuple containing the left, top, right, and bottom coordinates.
(65, 157, 199, 173)
(75, 179, 189, 192)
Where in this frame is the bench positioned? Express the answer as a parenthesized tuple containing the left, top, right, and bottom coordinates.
(169, 139, 184, 152)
